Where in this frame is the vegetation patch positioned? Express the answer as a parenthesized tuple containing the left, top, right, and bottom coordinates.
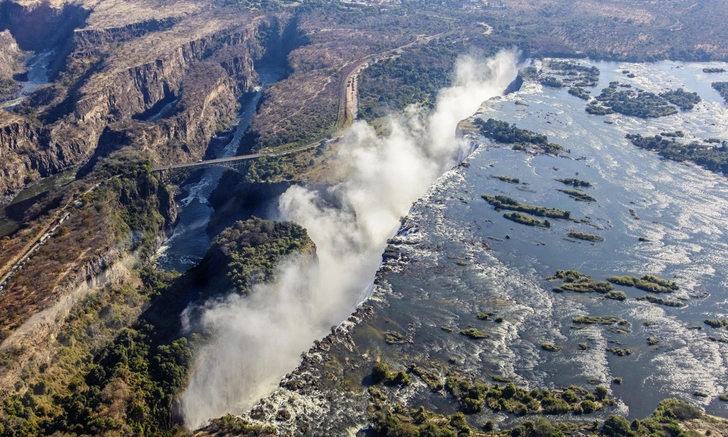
(460, 328, 490, 339)
(542, 61, 600, 87)
(385, 331, 408, 344)
(371, 362, 412, 387)
(636, 295, 685, 307)
(503, 212, 551, 227)
(540, 76, 564, 88)
(445, 374, 611, 417)
(659, 88, 701, 110)
(568, 86, 591, 100)
(607, 347, 632, 356)
(555, 178, 592, 188)
(713, 82, 728, 104)
(626, 133, 728, 175)
(587, 82, 682, 118)
(567, 231, 604, 242)
(548, 270, 614, 293)
(703, 68, 726, 73)
(607, 275, 678, 293)
(492, 175, 521, 184)
(557, 189, 596, 202)
(482, 194, 571, 219)
(704, 319, 728, 329)
(605, 291, 627, 301)
(211, 217, 313, 293)
(572, 315, 625, 325)
(476, 118, 564, 155)
(409, 364, 443, 391)
(541, 343, 562, 352)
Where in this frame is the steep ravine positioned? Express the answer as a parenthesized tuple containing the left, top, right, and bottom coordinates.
(0, 8, 300, 200)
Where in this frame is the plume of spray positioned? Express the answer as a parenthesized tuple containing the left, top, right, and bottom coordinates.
(180, 50, 519, 429)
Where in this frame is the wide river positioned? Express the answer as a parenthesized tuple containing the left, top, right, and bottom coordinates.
(382, 59, 728, 420)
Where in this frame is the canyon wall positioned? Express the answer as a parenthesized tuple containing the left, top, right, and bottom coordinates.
(0, 0, 292, 199)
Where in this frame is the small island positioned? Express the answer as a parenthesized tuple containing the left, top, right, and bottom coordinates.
(567, 231, 604, 242)
(555, 178, 592, 188)
(475, 118, 564, 155)
(557, 189, 596, 202)
(626, 133, 728, 175)
(482, 194, 571, 219)
(586, 82, 699, 118)
(504, 212, 551, 227)
(713, 82, 728, 104)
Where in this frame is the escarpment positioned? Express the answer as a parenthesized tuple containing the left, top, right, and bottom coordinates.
(0, 2, 291, 198)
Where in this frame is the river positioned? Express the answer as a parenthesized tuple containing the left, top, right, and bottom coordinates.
(367, 59, 728, 421)
(0, 49, 54, 110)
(155, 69, 284, 272)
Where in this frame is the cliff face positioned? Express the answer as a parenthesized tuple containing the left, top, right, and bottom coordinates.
(0, 30, 21, 100)
(0, 1, 288, 199)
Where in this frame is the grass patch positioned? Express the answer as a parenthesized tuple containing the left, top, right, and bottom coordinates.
(555, 178, 592, 188)
(607, 275, 678, 293)
(567, 232, 604, 242)
(541, 343, 562, 352)
(482, 194, 571, 219)
(460, 328, 489, 339)
(636, 295, 685, 307)
(557, 189, 596, 202)
(503, 212, 551, 227)
(605, 291, 627, 301)
(548, 270, 614, 293)
(492, 175, 521, 184)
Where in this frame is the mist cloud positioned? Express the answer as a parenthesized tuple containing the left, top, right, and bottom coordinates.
(180, 50, 519, 429)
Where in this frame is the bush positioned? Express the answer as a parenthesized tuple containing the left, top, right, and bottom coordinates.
(602, 415, 634, 437)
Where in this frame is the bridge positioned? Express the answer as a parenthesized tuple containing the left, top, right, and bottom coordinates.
(150, 138, 334, 173)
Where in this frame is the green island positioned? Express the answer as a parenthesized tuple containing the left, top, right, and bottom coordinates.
(475, 118, 565, 155)
(568, 86, 592, 100)
(586, 82, 686, 118)
(541, 343, 562, 352)
(492, 175, 521, 184)
(567, 231, 604, 242)
(540, 76, 564, 88)
(712, 82, 728, 104)
(460, 327, 490, 339)
(626, 133, 728, 174)
(605, 291, 627, 301)
(482, 194, 571, 219)
(607, 347, 632, 356)
(548, 270, 614, 293)
(369, 394, 716, 437)
(607, 275, 679, 293)
(503, 212, 551, 227)
(659, 88, 702, 110)
(557, 189, 596, 202)
(704, 319, 728, 329)
(555, 178, 592, 188)
(636, 295, 685, 307)
(371, 362, 413, 387)
(703, 68, 726, 73)
(572, 315, 627, 325)
(545, 61, 600, 87)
